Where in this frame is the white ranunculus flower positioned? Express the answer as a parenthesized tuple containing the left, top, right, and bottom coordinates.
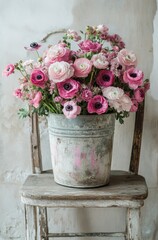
(102, 86, 124, 100)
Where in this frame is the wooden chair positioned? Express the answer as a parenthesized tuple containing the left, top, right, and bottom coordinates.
(20, 101, 148, 240)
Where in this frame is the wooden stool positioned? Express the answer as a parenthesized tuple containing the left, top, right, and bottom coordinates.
(21, 101, 148, 239)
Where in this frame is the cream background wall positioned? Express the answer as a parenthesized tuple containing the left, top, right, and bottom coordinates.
(0, 0, 157, 239)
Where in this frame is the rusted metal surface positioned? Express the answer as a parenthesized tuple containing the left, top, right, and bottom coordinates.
(30, 112, 42, 174)
(130, 101, 145, 174)
(48, 113, 115, 188)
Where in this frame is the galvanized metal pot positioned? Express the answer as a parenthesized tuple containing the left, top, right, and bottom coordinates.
(48, 113, 115, 188)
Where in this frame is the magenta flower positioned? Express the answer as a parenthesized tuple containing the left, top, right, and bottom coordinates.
(2, 64, 15, 76)
(30, 69, 48, 88)
(24, 42, 41, 51)
(123, 67, 144, 89)
(134, 88, 145, 103)
(78, 40, 102, 53)
(96, 70, 114, 87)
(62, 100, 81, 119)
(57, 78, 80, 99)
(30, 91, 42, 108)
(74, 58, 92, 78)
(87, 95, 108, 114)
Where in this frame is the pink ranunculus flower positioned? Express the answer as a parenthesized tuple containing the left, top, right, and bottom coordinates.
(13, 88, 23, 99)
(123, 67, 144, 89)
(117, 49, 137, 67)
(62, 100, 81, 119)
(134, 88, 145, 103)
(91, 53, 109, 69)
(44, 43, 71, 65)
(96, 70, 114, 87)
(30, 91, 42, 108)
(48, 61, 74, 83)
(96, 24, 109, 34)
(130, 99, 138, 112)
(66, 29, 81, 42)
(57, 78, 80, 99)
(2, 64, 15, 76)
(87, 95, 108, 114)
(30, 69, 48, 88)
(81, 88, 93, 102)
(74, 58, 92, 78)
(78, 40, 102, 53)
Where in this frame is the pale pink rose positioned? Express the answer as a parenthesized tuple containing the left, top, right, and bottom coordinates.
(81, 89, 93, 101)
(66, 29, 81, 42)
(2, 64, 15, 76)
(96, 24, 109, 34)
(123, 67, 144, 89)
(13, 88, 23, 99)
(44, 43, 71, 65)
(57, 78, 80, 99)
(134, 88, 145, 103)
(87, 95, 108, 114)
(130, 99, 138, 112)
(109, 94, 132, 112)
(96, 70, 114, 87)
(91, 53, 109, 69)
(78, 40, 102, 53)
(30, 91, 42, 108)
(74, 58, 92, 77)
(30, 69, 48, 88)
(102, 86, 124, 100)
(48, 61, 74, 83)
(63, 100, 81, 119)
(117, 49, 137, 67)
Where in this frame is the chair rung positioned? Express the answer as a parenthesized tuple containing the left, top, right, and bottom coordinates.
(47, 232, 125, 238)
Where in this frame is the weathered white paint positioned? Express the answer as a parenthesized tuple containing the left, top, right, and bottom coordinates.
(0, 0, 157, 239)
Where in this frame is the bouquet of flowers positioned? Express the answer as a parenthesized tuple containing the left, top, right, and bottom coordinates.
(2, 24, 149, 123)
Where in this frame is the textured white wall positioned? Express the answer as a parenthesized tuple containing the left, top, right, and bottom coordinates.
(0, 0, 157, 239)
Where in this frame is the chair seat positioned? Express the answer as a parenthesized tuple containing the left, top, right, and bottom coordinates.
(21, 170, 148, 208)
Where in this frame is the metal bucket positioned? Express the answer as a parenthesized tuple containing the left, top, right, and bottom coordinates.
(48, 113, 115, 188)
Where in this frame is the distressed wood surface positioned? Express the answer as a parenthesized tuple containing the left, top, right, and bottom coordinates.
(25, 205, 37, 240)
(130, 101, 145, 174)
(30, 112, 43, 174)
(126, 208, 141, 240)
(21, 171, 148, 203)
(38, 207, 48, 240)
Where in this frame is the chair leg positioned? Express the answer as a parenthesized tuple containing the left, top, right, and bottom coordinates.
(126, 207, 141, 240)
(25, 205, 38, 240)
(39, 207, 49, 240)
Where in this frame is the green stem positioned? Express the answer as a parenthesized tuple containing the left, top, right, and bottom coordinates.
(43, 102, 58, 114)
(36, 50, 40, 58)
(89, 67, 95, 88)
